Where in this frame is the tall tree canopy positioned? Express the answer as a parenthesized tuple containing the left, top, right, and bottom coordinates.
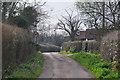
(75, 1, 120, 30)
(57, 10, 82, 41)
(1, 1, 47, 30)
(75, 1, 120, 39)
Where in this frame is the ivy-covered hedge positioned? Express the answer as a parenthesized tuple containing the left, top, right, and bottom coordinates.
(62, 40, 99, 54)
(62, 41, 82, 52)
(36, 43, 60, 52)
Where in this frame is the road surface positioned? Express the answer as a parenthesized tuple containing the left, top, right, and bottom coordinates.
(39, 52, 94, 78)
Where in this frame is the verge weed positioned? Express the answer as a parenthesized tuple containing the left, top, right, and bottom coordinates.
(61, 51, 119, 79)
(4, 51, 44, 79)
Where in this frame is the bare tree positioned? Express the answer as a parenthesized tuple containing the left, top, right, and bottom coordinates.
(75, 1, 120, 40)
(76, 1, 119, 30)
(57, 10, 82, 41)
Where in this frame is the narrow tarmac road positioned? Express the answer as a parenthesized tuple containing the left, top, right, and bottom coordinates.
(39, 52, 94, 78)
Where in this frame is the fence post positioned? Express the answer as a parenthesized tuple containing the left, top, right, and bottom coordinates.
(85, 42, 88, 52)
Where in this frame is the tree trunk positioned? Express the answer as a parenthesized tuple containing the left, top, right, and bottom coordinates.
(71, 36, 75, 41)
(70, 31, 75, 41)
(102, 2, 105, 36)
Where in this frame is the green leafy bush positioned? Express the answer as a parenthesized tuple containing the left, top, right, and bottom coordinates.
(95, 62, 111, 68)
(69, 49, 75, 53)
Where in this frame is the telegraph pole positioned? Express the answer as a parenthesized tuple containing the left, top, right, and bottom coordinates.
(118, 1, 120, 28)
(118, 1, 120, 75)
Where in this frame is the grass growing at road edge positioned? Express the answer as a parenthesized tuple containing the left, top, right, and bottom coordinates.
(60, 51, 71, 54)
(60, 51, 119, 79)
(4, 51, 44, 79)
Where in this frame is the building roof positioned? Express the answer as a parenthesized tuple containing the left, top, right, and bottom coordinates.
(64, 29, 98, 41)
(75, 29, 98, 40)
(75, 31, 86, 39)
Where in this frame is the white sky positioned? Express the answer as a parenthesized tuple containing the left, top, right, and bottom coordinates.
(45, 2, 76, 25)
(44, 1, 87, 34)
(27, 0, 87, 35)
(45, 1, 87, 35)
(44, 1, 76, 34)
(28, 0, 80, 25)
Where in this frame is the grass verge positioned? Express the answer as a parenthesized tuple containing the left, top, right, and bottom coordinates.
(60, 51, 119, 79)
(60, 51, 71, 54)
(4, 51, 44, 79)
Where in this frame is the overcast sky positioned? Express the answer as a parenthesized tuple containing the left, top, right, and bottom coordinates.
(44, 1, 76, 25)
(29, 0, 78, 24)
(28, 0, 87, 34)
